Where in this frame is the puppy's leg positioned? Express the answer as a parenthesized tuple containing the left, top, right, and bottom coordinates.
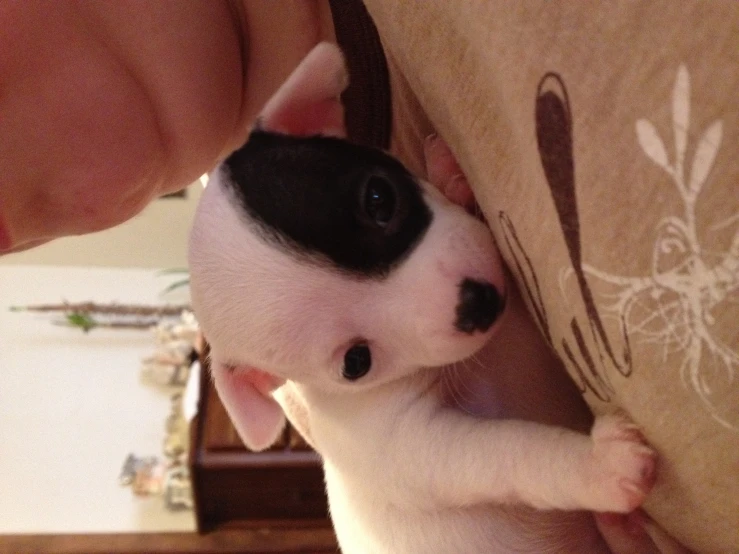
(383, 402, 656, 513)
(418, 135, 656, 511)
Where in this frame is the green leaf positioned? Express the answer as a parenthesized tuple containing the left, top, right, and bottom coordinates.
(65, 312, 97, 333)
(161, 278, 190, 296)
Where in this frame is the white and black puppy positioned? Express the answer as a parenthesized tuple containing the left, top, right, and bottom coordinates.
(189, 43, 657, 554)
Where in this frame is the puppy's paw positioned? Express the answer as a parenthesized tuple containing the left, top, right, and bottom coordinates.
(423, 134, 476, 212)
(585, 413, 657, 513)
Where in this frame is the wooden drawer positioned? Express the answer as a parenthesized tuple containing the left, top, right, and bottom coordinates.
(188, 351, 333, 536)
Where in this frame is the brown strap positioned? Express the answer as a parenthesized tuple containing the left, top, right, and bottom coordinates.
(328, 0, 392, 149)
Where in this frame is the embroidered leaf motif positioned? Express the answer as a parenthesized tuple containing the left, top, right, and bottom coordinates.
(672, 64, 690, 168)
(572, 64, 739, 430)
(636, 119, 669, 170)
(689, 120, 723, 197)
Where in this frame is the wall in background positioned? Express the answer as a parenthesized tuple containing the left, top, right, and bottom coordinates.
(0, 183, 203, 269)
(0, 265, 194, 533)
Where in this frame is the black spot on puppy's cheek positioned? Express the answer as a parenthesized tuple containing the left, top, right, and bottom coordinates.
(222, 131, 432, 277)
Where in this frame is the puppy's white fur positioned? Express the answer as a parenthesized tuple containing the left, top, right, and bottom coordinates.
(189, 43, 657, 554)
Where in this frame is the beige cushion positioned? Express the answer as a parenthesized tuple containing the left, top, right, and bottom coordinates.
(366, 2, 739, 551)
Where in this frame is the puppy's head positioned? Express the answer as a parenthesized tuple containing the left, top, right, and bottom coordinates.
(188, 43, 506, 450)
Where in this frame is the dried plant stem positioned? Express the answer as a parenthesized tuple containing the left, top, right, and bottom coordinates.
(53, 319, 160, 331)
(10, 302, 190, 317)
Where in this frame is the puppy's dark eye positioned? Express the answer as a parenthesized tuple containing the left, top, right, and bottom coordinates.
(342, 344, 371, 381)
(362, 175, 397, 228)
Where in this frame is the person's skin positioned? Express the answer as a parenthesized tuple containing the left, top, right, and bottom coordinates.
(0, 0, 334, 253)
(0, 2, 689, 552)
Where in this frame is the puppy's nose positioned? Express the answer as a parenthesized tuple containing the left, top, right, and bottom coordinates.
(455, 279, 504, 334)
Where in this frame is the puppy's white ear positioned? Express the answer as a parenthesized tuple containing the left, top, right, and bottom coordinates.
(257, 42, 347, 138)
(212, 365, 287, 452)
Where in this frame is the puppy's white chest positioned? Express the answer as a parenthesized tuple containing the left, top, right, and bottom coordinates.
(302, 370, 442, 458)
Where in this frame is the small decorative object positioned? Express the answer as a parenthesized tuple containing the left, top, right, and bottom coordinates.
(164, 463, 194, 511)
(163, 393, 189, 459)
(118, 453, 140, 486)
(132, 457, 167, 497)
(140, 311, 200, 387)
(119, 311, 199, 510)
(119, 454, 167, 496)
(140, 344, 194, 387)
(152, 310, 199, 344)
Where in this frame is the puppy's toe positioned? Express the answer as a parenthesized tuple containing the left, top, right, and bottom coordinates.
(585, 413, 657, 513)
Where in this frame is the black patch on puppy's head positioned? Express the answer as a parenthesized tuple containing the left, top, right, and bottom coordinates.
(223, 130, 432, 277)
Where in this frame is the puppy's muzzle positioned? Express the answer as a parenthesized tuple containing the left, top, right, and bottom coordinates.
(455, 279, 504, 334)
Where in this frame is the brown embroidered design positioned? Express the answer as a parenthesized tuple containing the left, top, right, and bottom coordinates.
(500, 68, 738, 430)
(500, 73, 631, 402)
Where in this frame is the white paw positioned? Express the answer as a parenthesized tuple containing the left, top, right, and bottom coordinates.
(584, 413, 657, 513)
